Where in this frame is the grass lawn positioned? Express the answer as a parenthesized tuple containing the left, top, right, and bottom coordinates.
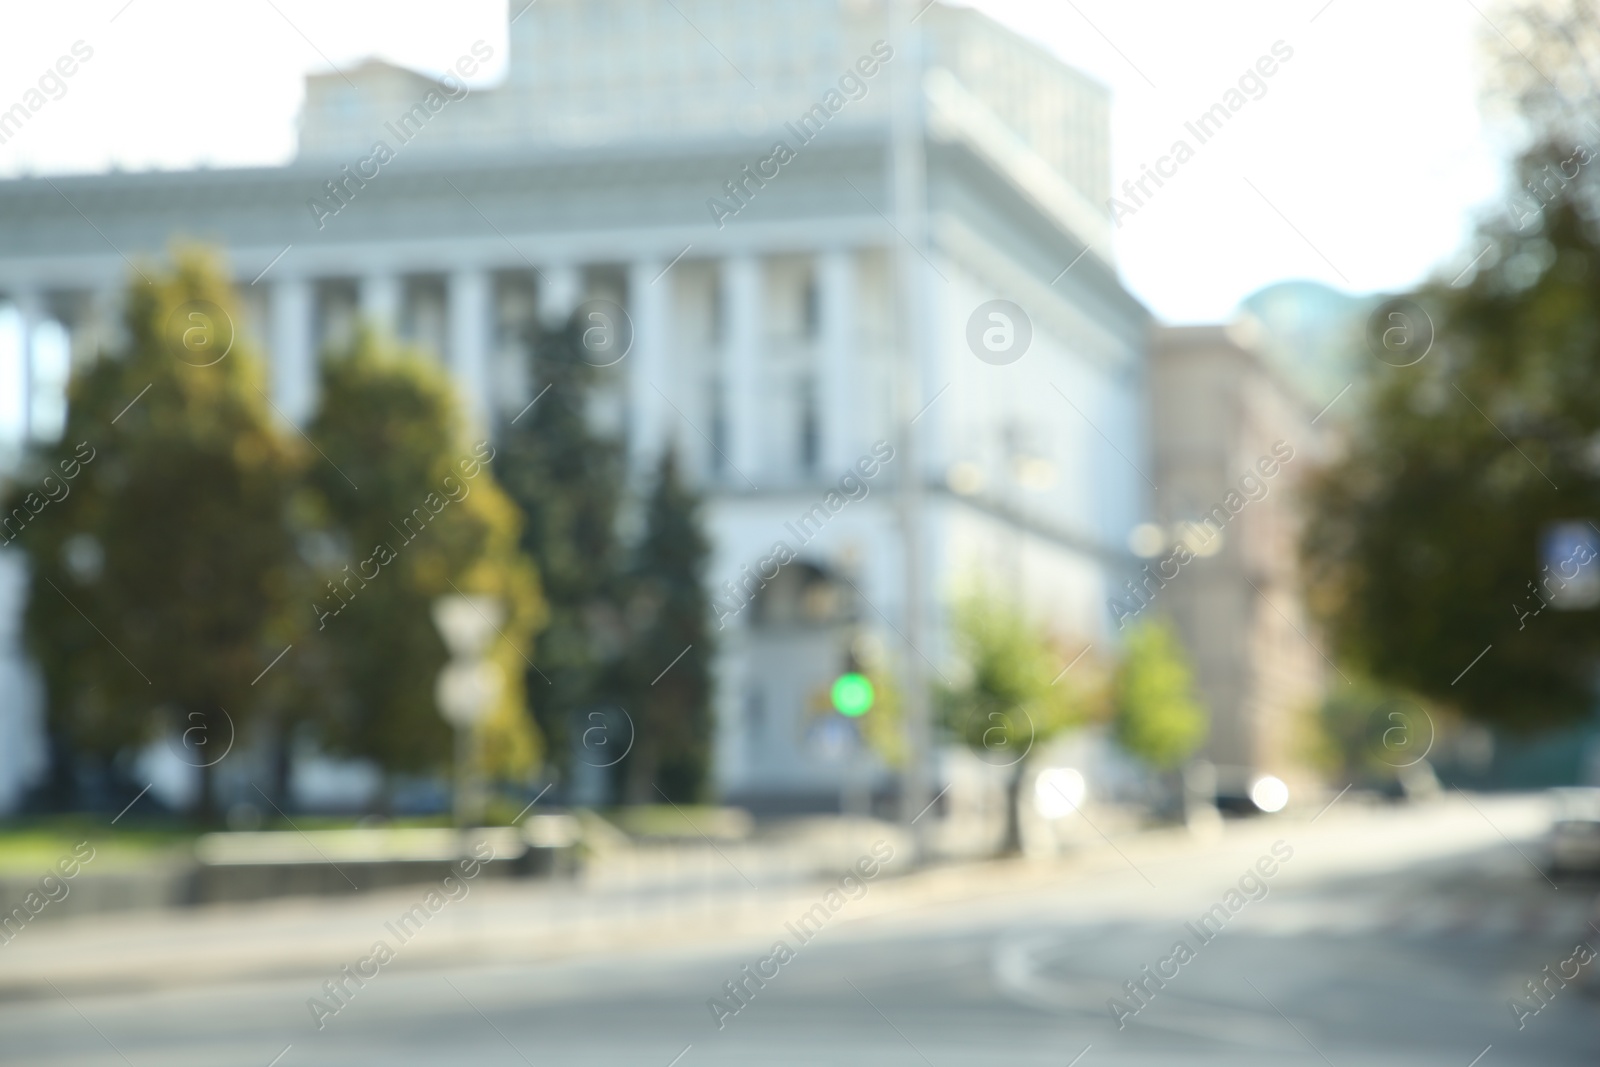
(602, 804, 752, 840)
(0, 813, 457, 873)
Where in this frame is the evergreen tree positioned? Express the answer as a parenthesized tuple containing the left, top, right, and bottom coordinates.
(616, 448, 715, 803)
(496, 313, 628, 786)
(300, 329, 545, 789)
(1112, 619, 1208, 771)
(4, 248, 300, 821)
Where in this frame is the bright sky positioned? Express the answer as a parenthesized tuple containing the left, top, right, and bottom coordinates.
(968, 0, 1510, 322)
(0, 0, 1511, 327)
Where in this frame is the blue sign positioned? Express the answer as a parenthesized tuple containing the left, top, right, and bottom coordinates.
(1539, 522, 1600, 609)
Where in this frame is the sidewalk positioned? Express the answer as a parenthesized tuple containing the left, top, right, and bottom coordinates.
(0, 793, 1564, 1001)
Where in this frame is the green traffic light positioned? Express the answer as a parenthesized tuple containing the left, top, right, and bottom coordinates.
(831, 672, 874, 717)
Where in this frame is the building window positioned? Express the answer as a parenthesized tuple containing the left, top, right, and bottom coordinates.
(803, 275, 819, 340)
(800, 375, 819, 472)
(710, 377, 727, 472)
(745, 687, 766, 760)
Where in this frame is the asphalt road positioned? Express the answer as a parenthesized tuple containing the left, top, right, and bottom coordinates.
(3, 795, 1597, 1066)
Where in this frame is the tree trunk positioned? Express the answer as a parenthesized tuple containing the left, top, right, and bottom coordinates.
(624, 742, 656, 806)
(373, 772, 395, 819)
(1000, 764, 1025, 856)
(196, 757, 218, 826)
(270, 723, 293, 815)
(41, 727, 76, 813)
(190, 705, 220, 827)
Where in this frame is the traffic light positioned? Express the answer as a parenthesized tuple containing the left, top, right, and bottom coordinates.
(830, 672, 874, 717)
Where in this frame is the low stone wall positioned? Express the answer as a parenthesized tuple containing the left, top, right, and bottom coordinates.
(0, 820, 581, 920)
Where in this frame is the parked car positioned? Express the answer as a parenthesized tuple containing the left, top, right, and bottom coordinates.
(1547, 787, 1600, 875)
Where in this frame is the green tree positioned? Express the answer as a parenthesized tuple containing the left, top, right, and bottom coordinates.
(1307, 678, 1436, 787)
(1302, 150, 1600, 733)
(1301, 0, 1600, 734)
(496, 314, 628, 786)
(300, 329, 545, 793)
(1111, 619, 1207, 771)
(941, 590, 1083, 851)
(4, 248, 300, 821)
(856, 654, 906, 771)
(615, 448, 715, 803)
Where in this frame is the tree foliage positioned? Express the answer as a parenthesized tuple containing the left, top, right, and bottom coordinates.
(1479, 0, 1600, 148)
(5, 249, 550, 819)
(1111, 619, 1207, 770)
(300, 329, 545, 781)
(1300, 0, 1600, 734)
(614, 448, 715, 803)
(496, 314, 628, 782)
(940, 589, 1089, 852)
(5, 248, 300, 817)
(1302, 147, 1600, 733)
(942, 590, 1083, 762)
(1307, 677, 1440, 786)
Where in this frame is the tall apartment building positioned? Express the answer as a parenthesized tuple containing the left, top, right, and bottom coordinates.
(1148, 322, 1327, 800)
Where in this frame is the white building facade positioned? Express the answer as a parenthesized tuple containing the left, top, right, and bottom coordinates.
(0, 0, 1148, 813)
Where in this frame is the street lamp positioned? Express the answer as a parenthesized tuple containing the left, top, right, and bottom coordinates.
(432, 595, 503, 828)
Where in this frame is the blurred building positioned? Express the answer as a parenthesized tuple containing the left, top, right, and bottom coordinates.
(1147, 322, 1327, 802)
(0, 0, 1148, 813)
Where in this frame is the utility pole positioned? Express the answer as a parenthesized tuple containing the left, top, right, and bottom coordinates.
(889, 0, 933, 863)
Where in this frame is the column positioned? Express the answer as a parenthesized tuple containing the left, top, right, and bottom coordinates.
(360, 273, 402, 337)
(627, 259, 670, 479)
(817, 250, 856, 474)
(270, 277, 314, 425)
(449, 267, 491, 429)
(721, 256, 762, 482)
(80, 286, 123, 366)
(538, 265, 581, 329)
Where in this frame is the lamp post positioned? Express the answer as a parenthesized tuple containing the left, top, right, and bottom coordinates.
(432, 595, 503, 829)
(831, 671, 875, 818)
(889, 0, 933, 863)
